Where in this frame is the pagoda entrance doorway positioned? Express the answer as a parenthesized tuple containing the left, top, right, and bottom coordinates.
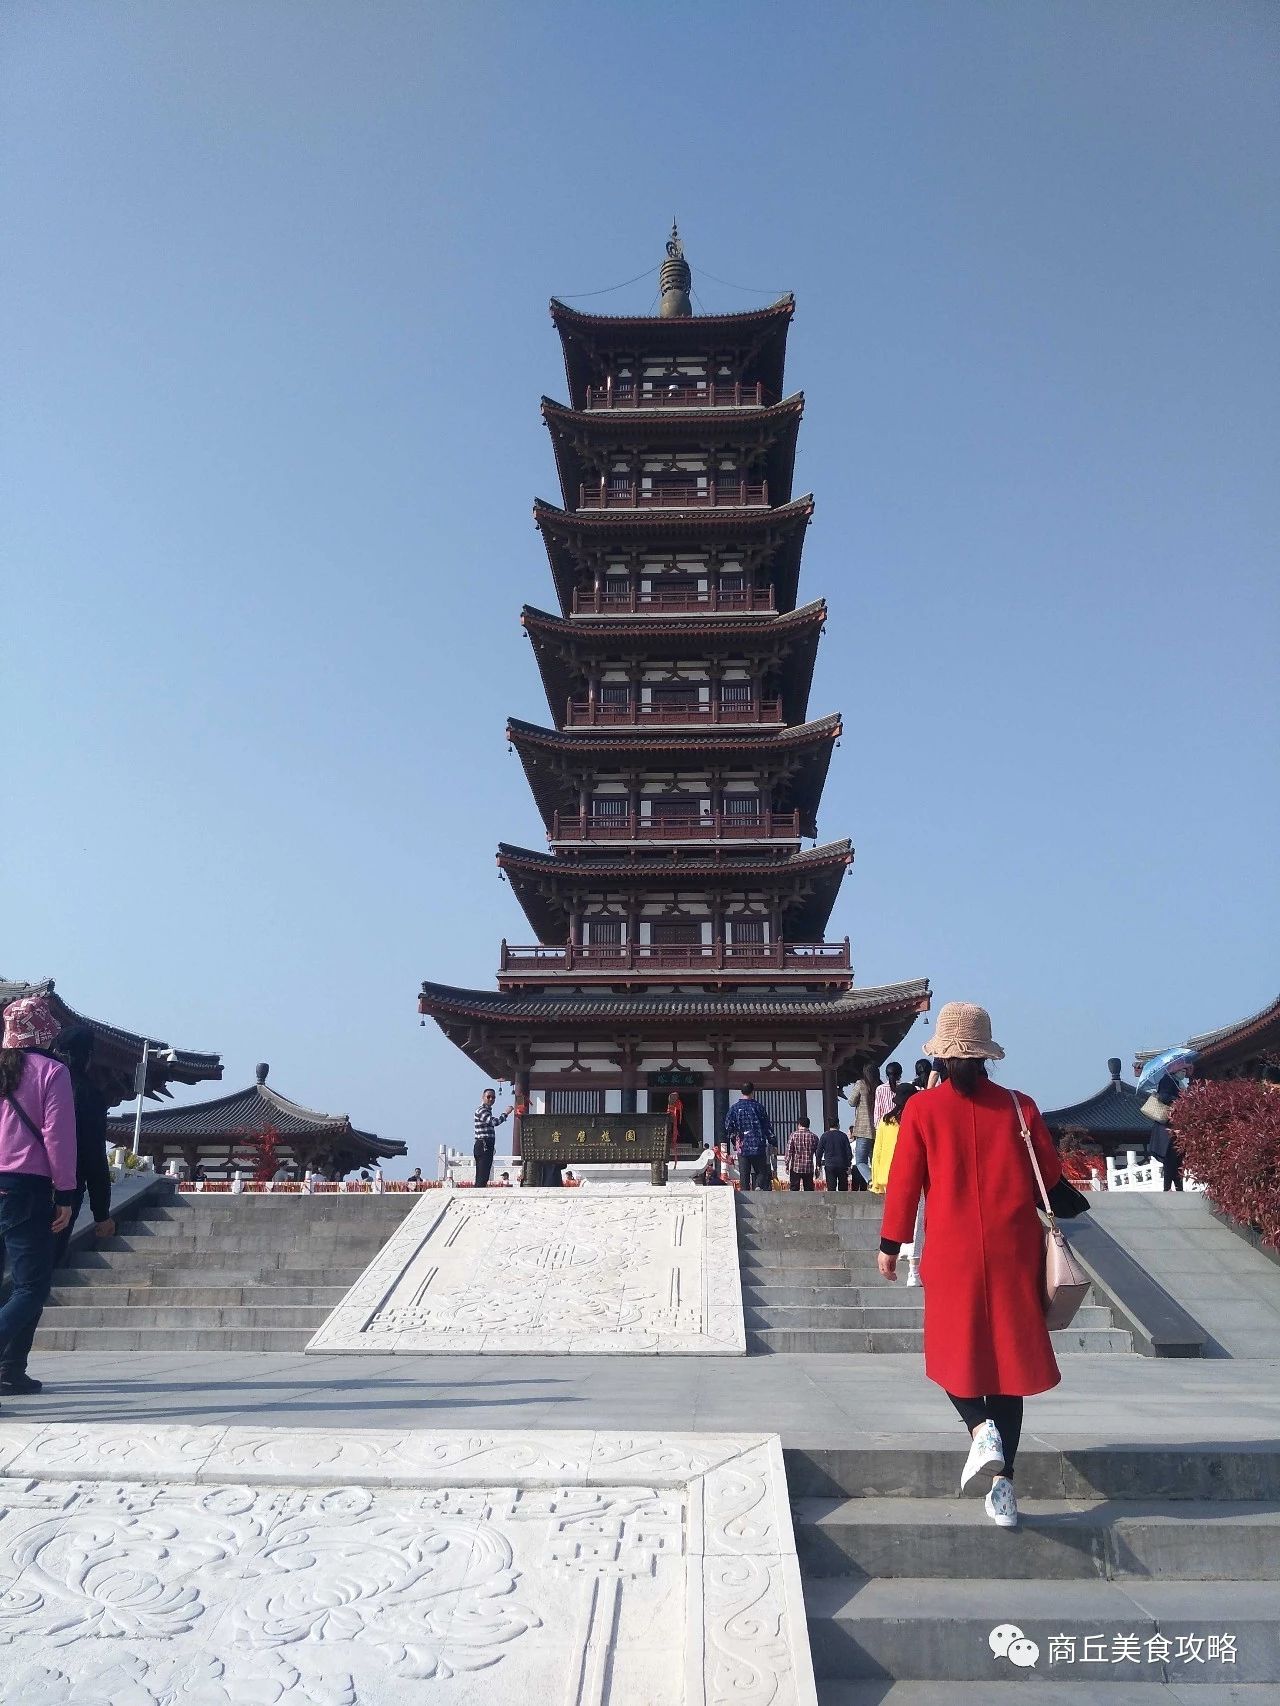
(647, 1090, 702, 1157)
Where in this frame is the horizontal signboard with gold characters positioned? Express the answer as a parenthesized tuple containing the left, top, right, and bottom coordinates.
(519, 1113, 670, 1165)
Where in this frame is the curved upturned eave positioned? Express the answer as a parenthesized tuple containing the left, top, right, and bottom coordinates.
(532, 494, 815, 617)
(520, 598, 827, 725)
(548, 295, 796, 407)
(505, 712, 842, 836)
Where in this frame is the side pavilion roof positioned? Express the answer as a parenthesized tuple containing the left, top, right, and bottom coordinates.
(0, 977, 222, 1110)
(1041, 1059, 1161, 1146)
(104, 1064, 407, 1158)
(1135, 993, 1280, 1080)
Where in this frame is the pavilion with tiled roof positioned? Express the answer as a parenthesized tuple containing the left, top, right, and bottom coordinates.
(105, 1062, 407, 1179)
(1041, 1058, 1161, 1158)
(0, 977, 221, 1109)
(1136, 993, 1280, 1083)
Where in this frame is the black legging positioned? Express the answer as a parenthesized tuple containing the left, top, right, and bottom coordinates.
(947, 1393, 1024, 1477)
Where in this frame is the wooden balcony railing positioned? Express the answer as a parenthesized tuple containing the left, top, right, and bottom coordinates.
(565, 697, 784, 729)
(499, 938, 851, 978)
(570, 586, 776, 616)
(583, 380, 771, 411)
(550, 809, 801, 843)
(578, 479, 768, 511)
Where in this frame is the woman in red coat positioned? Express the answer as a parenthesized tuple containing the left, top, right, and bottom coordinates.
(878, 1001, 1077, 1531)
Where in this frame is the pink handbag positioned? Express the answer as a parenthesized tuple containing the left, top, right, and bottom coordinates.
(1010, 1091, 1091, 1330)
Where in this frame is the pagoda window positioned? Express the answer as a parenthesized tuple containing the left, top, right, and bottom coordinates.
(730, 918, 767, 945)
(598, 684, 630, 710)
(720, 681, 752, 708)
(757, 1089, 808, 1129)
(585, 919, 623, 946)
(548, 1089, 605, 1115)
(650, 919, 702, 947)
(589, 795, 629, 822)
(650, 681, 699, 709)
(722, 792, 763, 819)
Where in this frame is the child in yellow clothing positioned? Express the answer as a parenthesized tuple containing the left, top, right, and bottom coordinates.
(869, 1086, 914, 1194)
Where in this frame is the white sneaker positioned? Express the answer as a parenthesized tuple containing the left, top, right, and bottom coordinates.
(960, 1420, 1006, 1490)
(905, 1263, 920, 1288)
(985, 1475, 1019, 1529)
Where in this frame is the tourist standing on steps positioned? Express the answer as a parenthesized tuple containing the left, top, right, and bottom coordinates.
(0, 995, 77, 1399)
(869, 1084, 912, 1194)
(725, 1083, 774, 1192)
(877, 1002, 1090, 1533)
(873, 1061, 903, 1127)
(472, 1088, 511, 1188)
(847, 1065, 879, 1184)
(911, 1058, 932, 1094)
(783, 1115, 818, 1191)
(816, 1123, 852, 1191)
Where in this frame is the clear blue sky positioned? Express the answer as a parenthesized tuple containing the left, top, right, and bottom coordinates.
(5, 2, 1276, 1168)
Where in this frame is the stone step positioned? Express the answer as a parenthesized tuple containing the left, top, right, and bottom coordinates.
(793, 1495, 1280, 1580)
(69, 1230, 391, 1254)
(746, 1305, 928, 1331)
(815, 1684, 1280, 1705)
(36, 1305, 333, 1330)
(740, 1265, 854, 1288)
(65, 1248, 375, 1276)
(748, 1327, 1132, 1354)
(741, 1249, 880, 1271)
(743, 1284, 908, 1307)
(784, 1446, 1280, 1502)
(738, 1232, 848, 1252)
(746, 1303, 1115, 1332)
(46, 1284, 350, 1308)
(803, 1576, 1278, 1681)
(32, 1325, 319, 1352)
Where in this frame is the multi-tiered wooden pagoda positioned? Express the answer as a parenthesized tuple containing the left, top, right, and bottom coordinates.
(419, 230, 929, 1151)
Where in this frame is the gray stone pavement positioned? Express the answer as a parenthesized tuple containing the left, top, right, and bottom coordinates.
(1090, 1192, 1280, 1358)
(11, 1349, 1280, 1450)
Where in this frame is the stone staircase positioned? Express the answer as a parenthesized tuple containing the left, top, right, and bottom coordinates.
(787, 1442, 1280, 1695)
(35, 1186, 417, 1352)
(738, 1191, 1132, 1354)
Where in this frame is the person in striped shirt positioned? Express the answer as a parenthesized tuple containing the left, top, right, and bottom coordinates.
(473, 1088, 511, 1188)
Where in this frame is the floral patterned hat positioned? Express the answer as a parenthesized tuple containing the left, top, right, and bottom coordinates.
(2, 994, 61, 1050)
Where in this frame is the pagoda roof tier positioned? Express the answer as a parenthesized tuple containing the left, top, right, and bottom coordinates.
(541, 394, 803, 511)
(104, 1063, 407, 1160)
(496, 838, 853, 942)
(520, 600, 826, 725)
(550, 296, 795, 409)
(533, 496, 814, 617)
(505, 713, 842, 838)
(0, 977, 222, 1110)
(1135, 992, 1280, 1081)
(418, 975, 929, 1082)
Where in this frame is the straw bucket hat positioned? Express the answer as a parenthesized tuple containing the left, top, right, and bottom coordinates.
(922, 1001, 1005, 1061)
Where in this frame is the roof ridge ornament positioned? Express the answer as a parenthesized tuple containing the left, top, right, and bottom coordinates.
(659, 220, 692, 319)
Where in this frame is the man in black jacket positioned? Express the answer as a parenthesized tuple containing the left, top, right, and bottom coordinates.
(816, 1125, 854, 1192)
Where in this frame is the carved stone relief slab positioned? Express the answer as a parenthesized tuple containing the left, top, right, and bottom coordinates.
(0, 1423, 815, 1706)
(306, 1186, 745, 1357)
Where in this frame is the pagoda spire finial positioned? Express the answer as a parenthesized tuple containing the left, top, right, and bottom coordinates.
(659, 219, 692, 318)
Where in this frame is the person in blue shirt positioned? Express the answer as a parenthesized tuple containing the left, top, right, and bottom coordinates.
(725, 1083, 775, 1191)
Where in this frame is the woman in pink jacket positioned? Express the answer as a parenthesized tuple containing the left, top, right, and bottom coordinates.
(0, 995, 77, 1397)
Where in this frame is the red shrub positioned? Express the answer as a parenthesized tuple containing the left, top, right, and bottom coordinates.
(232, 1123, 283, 1184)
(1170, 1081, 1280, 1248)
